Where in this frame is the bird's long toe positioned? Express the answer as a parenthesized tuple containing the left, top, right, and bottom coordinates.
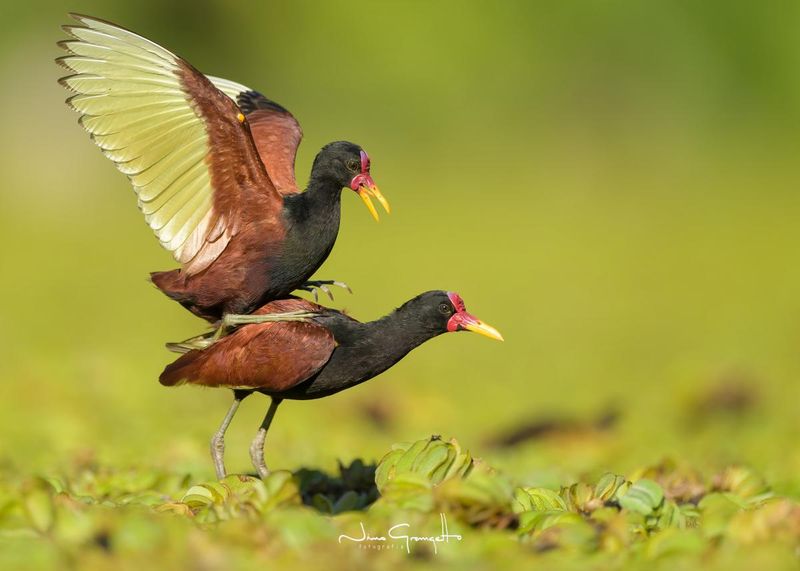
(299, 280, 353, 301)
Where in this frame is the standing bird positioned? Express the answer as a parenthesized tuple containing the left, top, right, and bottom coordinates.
(57, 14, 389, 329)
(160, 291, 503, 479)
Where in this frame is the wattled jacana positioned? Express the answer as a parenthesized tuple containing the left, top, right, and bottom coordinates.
(57, 14, 389, 327)
(160, 292, 503, 479)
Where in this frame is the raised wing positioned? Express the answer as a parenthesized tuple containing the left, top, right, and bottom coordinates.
(57, 14, 281, 274)
(207, 76, 303, 195)
(160, 299, 335, 390)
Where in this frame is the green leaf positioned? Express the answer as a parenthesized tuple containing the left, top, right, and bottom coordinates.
(180, 485, 215, 509)
(656, 500, 699, 530)
(428, 445, 458, 483)
(413, 444, 450, 482)
(560, 482, 594, 512)
(332, 490, 362, 514)
(518, 510, 584, 534)
(394, 439, 432, 474)
(594, 473, 629, 502)
(514, 487, 567, 513)
(375, 437, 473, 492)
(311, 493, 334, 514)
(379, 473, 434, 511)
(618, 479, 664, 516)
(374, 449, 405, 490)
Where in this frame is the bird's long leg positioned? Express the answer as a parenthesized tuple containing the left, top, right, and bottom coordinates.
(210, 390, 252, 479)
(297, 280, 352, 302)
(249, 397, 283, 479)
(166, 311, 318, 352)
(212, 310, 319, 342)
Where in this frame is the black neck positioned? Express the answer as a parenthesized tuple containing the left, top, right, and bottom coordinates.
(286, 305, 444, 399)
(272, 176, 344, 299)
(284, 176, 343, 224)
(363, 308, 443, 358)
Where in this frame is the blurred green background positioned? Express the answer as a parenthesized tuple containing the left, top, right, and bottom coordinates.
(2, 0, 800, 501)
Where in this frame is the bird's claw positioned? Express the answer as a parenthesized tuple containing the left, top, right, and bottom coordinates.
(318, 284, 333, 301)
(332, 280, 353, 294)
(299, 280, 353, 302)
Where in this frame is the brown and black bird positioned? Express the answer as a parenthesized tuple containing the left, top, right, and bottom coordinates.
(57, 14, 389, 329)
(160, 291, 503, 479)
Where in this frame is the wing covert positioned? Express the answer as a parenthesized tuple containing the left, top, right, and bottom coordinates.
(206, 76, 303, 195)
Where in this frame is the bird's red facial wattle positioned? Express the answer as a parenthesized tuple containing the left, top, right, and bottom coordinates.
(349, 150, 390, 221)
(445, 292, 504, 341)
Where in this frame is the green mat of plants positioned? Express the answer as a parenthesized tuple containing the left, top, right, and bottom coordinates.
(2, 436, 798, 570)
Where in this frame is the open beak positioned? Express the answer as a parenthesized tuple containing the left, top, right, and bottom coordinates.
(356, 181, 390, 222)
(350, 150, 389, 222)
(447, 311, 504, 341)
(353, 176, 389, 222)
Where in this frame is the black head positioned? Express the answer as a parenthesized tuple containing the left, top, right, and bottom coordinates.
(312, 141, 390, 221)
(397, 290, 504, 341)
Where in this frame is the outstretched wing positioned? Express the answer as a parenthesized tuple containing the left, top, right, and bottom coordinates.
(207, 76, 303, 195)
(160, 299, 335, 391)
(57, 14, 281, 275)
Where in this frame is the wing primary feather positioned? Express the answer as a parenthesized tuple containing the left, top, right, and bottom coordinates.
(58, 14, 284, 276)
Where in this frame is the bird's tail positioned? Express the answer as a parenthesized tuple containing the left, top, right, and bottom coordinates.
(150, 269, 187, 301)
(160, 330, 219, 385)
(159, 350, 205, 386)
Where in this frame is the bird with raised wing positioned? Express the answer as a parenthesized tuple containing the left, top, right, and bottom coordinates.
(57, 14, 390, 331)
(160, 291, 503, 479)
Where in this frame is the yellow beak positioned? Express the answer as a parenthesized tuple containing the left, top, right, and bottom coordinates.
(464, 320, 504, 342)
(357, 184, 390, 222)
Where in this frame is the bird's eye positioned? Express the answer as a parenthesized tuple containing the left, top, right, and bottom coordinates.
(346, 159, 360, 172)
(438, 303, 452, 314)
